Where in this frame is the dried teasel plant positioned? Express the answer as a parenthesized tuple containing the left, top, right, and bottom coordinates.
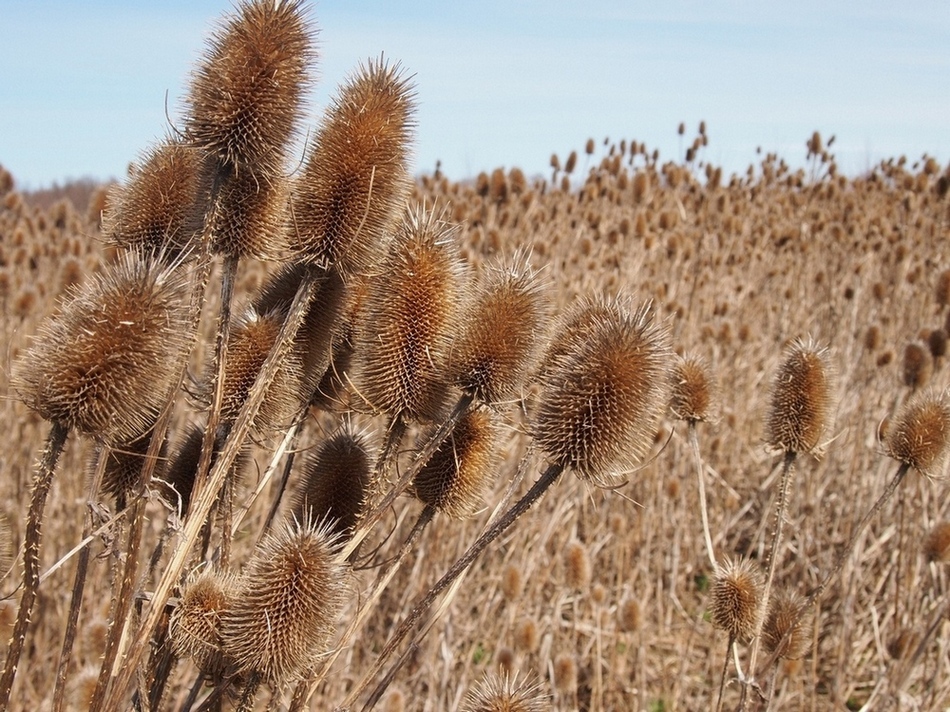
(460, 672, 551, 712)
(339, 294, 671, 709)
(169, 568, 241, 679)
(1, 251, 192, 707)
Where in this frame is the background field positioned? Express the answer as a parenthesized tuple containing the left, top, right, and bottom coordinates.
(1, 131, 950, 711)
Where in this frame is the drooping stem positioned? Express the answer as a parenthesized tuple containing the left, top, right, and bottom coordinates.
(0, 420, 69, 708)
(51, 443, 111, 712)
(342, 461, 565, 711)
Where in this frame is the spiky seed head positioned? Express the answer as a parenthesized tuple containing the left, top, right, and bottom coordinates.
(902, 342, 932, 390)
(97, 432, 165, 503)
(461, 672, 550, 712)
(450, 254, 549, 404)
(352, 207, 465, 421)
(553, 653, 577, 693)
(13, 251, 191, 442)
(501, 564, 523, 601)
(564, 541, 591, 590)
(221, 517, 347, 685)
(185, 0, 312, 173)
(710, 556, 765, 642)
(102, 139, 205, 258)
(293, 425, 372, 539)
(218, 309, 303, 433)
(762, 590, 812, 660)
(617, 597, 642, 632)
(924, 521, 950, 563)
(253, 264, 348, 397)
(170, 569, 240, 677)
(884, 388, 950, 476)
(160, 423, 249, 516)
(290, 58, 415, 275)
(532, 295, 672, 485)
(514, 619, 539, 652)
(670, 353, 714, 422)
(207, 167, 290, 260)
(928, 329, 948, 359)
(412, 406, 499, 519)
(765, 338, 834, 455)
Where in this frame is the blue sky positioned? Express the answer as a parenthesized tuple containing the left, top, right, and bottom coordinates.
(1, 1, 948, 189)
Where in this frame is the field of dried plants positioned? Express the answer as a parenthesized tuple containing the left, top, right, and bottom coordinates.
(2, 3, 950, 711)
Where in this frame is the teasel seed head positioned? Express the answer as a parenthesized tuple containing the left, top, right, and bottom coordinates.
(207, 166, 291, 260)
(618, 597, 642, 632)
(902, 341, 932, 391)
(218, 309, 303, 433)
(290, 57, 415, 275)
(710, 556, 765, 643)
(532, 295, 672, 485)
(221, 516, 347, 685)
(450, 253, 550, 404)
(102, 139, 205, 258)
(564, 540, 592, 590)
(461, 672, 550, 712)
(501, 564, 524, 601)
(411, 406, 499, 519)
(185, 0, 313, 174)
(170, 568, 240, 677)
(669, 352, 714, 422)
(553, 653, 577, 693)
(352, 206, 465, 422)
(253, 263, 349, 397)
(762, 589, 812, 660)
(12, 251, 191, 443)
(96, 431, 165, 503)
(884, 388, 950, 476)
(765, 338, 834, 456)
(293, 424, 372, 539)
(924, 521, 950, 563)
(161, 422, 249, 515)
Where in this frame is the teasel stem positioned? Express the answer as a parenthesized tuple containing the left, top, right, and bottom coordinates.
(235, 672, 262, 712)
(342, 461, 565, 711)
(714, 635, 734, 712)
(0, 420, 69, 708)
(756, 462, 911, 681)
(102, 265, 325, 712)
(687, 420, 717, 569)
(51, 443, 112, 712)
(742, 449, 796, 709)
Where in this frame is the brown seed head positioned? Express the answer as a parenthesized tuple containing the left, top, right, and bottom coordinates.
(185, 0, 313, 173)
(553, 653, 577, 693)
(353, 206, 465, 421)
(102, 139, 205, 258)
(564, 541, 592, 590)
(208, 167, 290, 260)
(762, 590, 812, 660)
(291, 58, 415, 275)
(924, 521, 950, 563)
(514, 619, 539, 652)
(160, 422, 249, 515)
(532, 295, 672, 484)
(218, 309, 303, 433)
(462, 672, 550, 712)
(221, 517, 346, 684)
(928, 329, 948, 359)
(13, 252, 191, 442)
(97, 432, 165, 503)
(501, 564, 524, 601)
(936, 269, 950, 307)
(669, 353, 714, 422)
(412, 406, 499, 519)
(765, 338, 834, 455)
(170, 568, 240, 677)
(902, 341, 932, 390)
(710, 556, 765, 642)
(451, 254, 549, 404)
(885, 388, 950, 476)
(293, 425, 373, 539)
(617, 597, 642, 632)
